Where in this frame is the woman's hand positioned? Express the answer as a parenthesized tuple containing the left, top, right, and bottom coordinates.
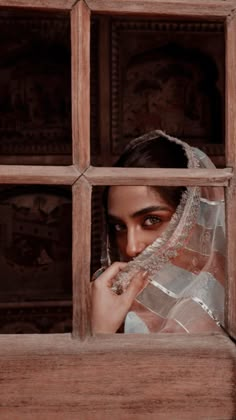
(91, 262, 148, 334)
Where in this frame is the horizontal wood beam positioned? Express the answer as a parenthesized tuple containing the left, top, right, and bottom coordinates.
(85, 166, 233, 186)
(0, 0, 76, 10)
(85, 0, 234, 19)
(0, 333, 235, 418)
(0, 165, 80, 185)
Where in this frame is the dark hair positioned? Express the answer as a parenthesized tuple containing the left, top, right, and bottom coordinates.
(106, 134, 188, 209)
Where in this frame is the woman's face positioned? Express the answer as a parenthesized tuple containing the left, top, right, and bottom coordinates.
(107, 186, 175, 262)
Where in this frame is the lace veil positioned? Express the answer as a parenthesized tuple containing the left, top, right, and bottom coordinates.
(101, 131, 225, 333)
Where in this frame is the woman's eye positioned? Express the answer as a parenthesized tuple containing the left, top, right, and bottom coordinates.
(143, 216, 161, 226)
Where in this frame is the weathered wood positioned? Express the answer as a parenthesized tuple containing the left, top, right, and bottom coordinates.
(226, 12, 236, 167)
(85, 166, 233, 186)
(0, 333, 235, 419)
(72, 177, 92, 339)
(71, 0, 91, 170)
(0, 0, 76, 10)
(86, 0, 235, 19)
(225, 12, 236, 340)
(0, 165, 79, 185)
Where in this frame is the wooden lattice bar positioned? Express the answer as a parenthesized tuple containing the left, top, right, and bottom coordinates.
(0, 0, 75, 10)
(72, 177, 92, 338)
(0, 165, 79, 184)
(71, 0, 91, 170)
(85, 166, 233, 186)
(86, 0, 234, 19)
(225, 11, 236, 339)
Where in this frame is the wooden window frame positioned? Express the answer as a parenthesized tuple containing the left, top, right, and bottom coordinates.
(0, 0, 235, 417)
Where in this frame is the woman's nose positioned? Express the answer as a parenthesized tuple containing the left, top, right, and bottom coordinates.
(125, 229, 146, 258)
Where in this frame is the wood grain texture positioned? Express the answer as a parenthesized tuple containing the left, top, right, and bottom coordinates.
(225, 12, 236, 340)
(71, 0, 91, 170)
(72, 177, 92, 339)
(226, 12, 236, 166)
(85, 0, 235, 19)
(0, 0, 76, 9)
(85, 166, 233, 186)
(0, 165, 80, 185)
(0, 333, 235, 419)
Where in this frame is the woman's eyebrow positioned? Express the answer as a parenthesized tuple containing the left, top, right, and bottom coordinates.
(107, 214, 123, 222)
(108, 205, 172, 221)
(131, 205, 172, 218)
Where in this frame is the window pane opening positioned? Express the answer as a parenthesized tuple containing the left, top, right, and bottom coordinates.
(0, 184, 72, 334)
(90, 14, 225, 168)
(91, 183, 225, 335)
(0, 8, 71, 166)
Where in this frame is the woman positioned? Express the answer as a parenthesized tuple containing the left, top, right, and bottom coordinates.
(91, 130, 225, 334)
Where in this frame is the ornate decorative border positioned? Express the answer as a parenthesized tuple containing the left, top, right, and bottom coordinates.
(111, 20, 224, 156)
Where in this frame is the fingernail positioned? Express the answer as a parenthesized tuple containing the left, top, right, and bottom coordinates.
(141, 270, 149, 278)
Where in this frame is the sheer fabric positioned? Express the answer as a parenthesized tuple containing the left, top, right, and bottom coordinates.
(102, 131, 225, 333)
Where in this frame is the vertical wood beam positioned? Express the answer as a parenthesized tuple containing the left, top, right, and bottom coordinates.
(71, 0, 91, 170)
(72, 177, 92, 338)
(225, 11, 236, 339)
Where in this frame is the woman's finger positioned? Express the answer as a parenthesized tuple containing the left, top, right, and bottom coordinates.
(123, 270, 149, 305)
(95, 262, 127, 286)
